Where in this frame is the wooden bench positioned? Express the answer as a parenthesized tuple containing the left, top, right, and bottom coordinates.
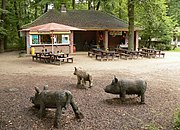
(55, 56, 73, 65)
(32, 55, 41, 61)
(148, 53, 156, 58)
(156, 52, 165, 58)
(95, 53, 110, 61)
(113, 52, 120, 60)
(88, 51, 95, 57)
(95, 53, 103, 61)
(137, 52, 144, 59)
(40, 56, 51, 63)
(140, 51, 155, 58)
(32, 55, 37, 61)
(120, 53, 131, 60)
(160, 53, 165, 58)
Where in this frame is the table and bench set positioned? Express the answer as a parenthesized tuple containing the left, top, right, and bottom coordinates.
(88, 48, 165, 61)
(88, 49, 120, 61)
(32, 52, 73, 65)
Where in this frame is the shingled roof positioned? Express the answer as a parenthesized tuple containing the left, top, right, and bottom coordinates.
(22, 9, 130, 30)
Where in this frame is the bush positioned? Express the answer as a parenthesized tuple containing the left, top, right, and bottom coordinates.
(155, 43, 172, 51)
(173, 107, 180, 130)
(165, 44, 172, 51)
(155, 43, 164, 50)
(143, 124, 159, 130)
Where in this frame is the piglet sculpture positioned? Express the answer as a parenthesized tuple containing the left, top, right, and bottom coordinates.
(30, 85, 84, 128)
(104, 77, 147, 104)
(73, 67, 93, 88)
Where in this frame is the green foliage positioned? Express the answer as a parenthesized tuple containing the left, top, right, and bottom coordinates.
(0, 0, 179, 50)
(0, 26, 7, 36)
(155, 43, 172, 51)
(164, 44, 172, 50)
(111, 0, 128, 21)
(167, 0, 180, 26)
(135, 0, 176, 43)
(169, 47, 180, 52)
(173, 107, 180, 130)
(143, 124, 159, 130)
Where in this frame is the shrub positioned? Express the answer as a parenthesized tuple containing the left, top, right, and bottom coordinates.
(173, 107, 180, 130)
(155, 43, 172, 51)
(143, 124, 159, 130)
(165, 44, 172, 51)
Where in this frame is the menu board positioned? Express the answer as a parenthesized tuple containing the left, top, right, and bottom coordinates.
(32, 35, 38, 44)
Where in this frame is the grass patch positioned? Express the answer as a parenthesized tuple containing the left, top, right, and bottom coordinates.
(169, 47, 180, 52)
(143, 124, 159, 130)
(173, 107, 180, 130)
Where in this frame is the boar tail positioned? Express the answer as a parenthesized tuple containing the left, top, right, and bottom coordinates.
(88, 74, 92, 81)
(64, 91, 72, 110)
(144, 81, 147, 91)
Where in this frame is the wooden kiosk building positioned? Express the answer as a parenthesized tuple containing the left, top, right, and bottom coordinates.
(21, 8, 140, 54)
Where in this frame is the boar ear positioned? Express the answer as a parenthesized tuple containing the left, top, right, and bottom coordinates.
(114, 76, 118, 83)
(35, 87, 40, 93)
(44, 85, 48, 90)
(74, 67, 77, 71)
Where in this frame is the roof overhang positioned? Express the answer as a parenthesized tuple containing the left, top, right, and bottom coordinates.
(29, 31, 71, 34)
(79, 27, 142, 31)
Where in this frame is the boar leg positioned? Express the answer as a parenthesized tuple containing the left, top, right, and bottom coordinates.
(70, 98, 84, 119)
(77, 76, 82, 85)
(140, 93, 145, 104)
(120, 91, 126, 102)
(54, 105, 62, 129)
(82, 78, 86, 86)
(88, 80, 93, 88)
(38, 103, 45, 118)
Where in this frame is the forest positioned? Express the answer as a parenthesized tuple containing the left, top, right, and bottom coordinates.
(0, 0, 179, 52)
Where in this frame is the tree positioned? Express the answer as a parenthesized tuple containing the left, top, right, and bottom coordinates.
(0, 0, 6, 52)
(167, 0, 180, 26)
(128, 0, 134, 50)
(135, 0, 176, 46)
(0, 0, 178, 52)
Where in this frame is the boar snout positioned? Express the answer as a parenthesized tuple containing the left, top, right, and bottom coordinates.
(104, 86, 109, 93)
(30, 96, 35, 103)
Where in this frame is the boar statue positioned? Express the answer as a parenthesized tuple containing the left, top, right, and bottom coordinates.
(30, 85, 84, 128)
(104, 76, 147, 104)
(73, 67, 93, 88)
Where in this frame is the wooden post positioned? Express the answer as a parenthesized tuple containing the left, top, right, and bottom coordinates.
(70, 31, 74, 53)
(26, 32, 31, 54)
(135, 31, 139, 50)
(128, 0, 134, 50)
(104, 31, 108, 50)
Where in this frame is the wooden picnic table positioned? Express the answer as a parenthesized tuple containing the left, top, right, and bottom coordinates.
(32, 52, 73, 65)
(115, 48, 131, 60)
(93, 49, 116, 61)
(50, 53, 73, 65)
(32, 52, 51, 63)
(141, 48, 165, 58)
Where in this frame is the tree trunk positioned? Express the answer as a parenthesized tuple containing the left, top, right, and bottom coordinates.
(44, 3, 48, 13)
(72, 0, 75, 9)
(0, 0, 6, 53)
(96, 1, 100, 10)
(119, 0, 122, 19)
(128, 0, 134, 50)
(35, 6, 38, 19)
(88, 0, 92, 10)
(13, 0, 20, 38)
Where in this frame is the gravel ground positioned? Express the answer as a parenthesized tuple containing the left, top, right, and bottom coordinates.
(0, 51, 180, 130)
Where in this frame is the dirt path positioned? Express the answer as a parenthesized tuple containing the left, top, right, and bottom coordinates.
(0, 51, 180, 130)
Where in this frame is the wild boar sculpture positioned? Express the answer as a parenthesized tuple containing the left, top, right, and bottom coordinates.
(104, 76, 147, 104)
(30, 85, 84, 128)
(73, 67, 93, 88)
